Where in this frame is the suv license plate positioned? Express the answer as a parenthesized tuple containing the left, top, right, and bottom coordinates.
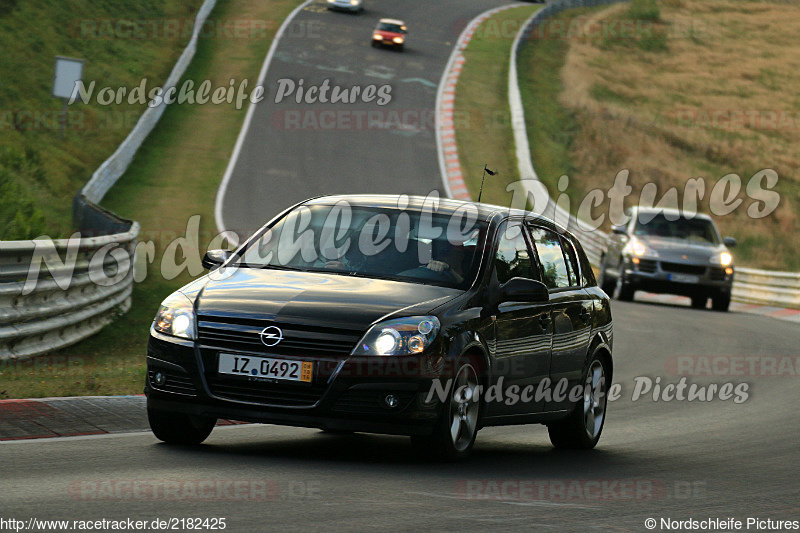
(669, 273, 700, 283)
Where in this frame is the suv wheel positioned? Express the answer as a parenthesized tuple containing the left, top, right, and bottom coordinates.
(148, 407, 216, 445)
(598, 256, 616, 295)
(547, 354, 609, 449)
(615, 264, 634, 301)
(711, 292, 731, 312)
(691, 295, 707, 309)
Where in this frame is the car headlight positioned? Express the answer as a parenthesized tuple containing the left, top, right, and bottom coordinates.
(354, 316, 440, 356)
(373, 33, 383, 40)
(393, 37, 404, 44)
(350, 0, 359, 4)
(153, 292, 196, 340)
(624, 238, 658, 258)
(710, 252, 733, 266)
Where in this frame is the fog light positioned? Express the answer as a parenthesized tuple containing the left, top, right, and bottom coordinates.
(153, 371, 166, 386)
(631, 257, 640, 265)
(384, 394, 399, 408)
(725, 267, 733, 275)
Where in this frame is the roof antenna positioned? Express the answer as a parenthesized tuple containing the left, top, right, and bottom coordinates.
(477, 164, 497, 203)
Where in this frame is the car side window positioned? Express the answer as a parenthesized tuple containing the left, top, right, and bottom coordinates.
(529, 227, 571, 289)
(494, 222, 537, 285)
(561, 237, 581, 287)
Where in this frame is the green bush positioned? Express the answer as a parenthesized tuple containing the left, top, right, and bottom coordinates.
(0, 148, 47, 240)
(628, 0, 661, 22)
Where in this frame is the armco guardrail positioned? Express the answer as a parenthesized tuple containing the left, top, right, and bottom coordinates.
(0, 219, 138, 358)
(507, 0, 800, 310)
(0, 0, 217, 359)
(732, 268, 800, 309)
(83, 0, 217, 203)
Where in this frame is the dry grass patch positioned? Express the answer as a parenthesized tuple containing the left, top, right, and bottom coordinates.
(552, 0, 800, 269)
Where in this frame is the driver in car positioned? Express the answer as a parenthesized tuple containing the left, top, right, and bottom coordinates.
(425, 239, 466, 284)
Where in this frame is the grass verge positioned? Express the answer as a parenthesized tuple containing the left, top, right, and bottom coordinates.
(530, 0, 800, 270)
(0, 0, 204, 239)
(0, 0, 303, 399)
(454, 5, 541, 204)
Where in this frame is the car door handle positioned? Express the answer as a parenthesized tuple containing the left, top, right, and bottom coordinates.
(580, 308, 591, 324)
(538, 315, 551, 329)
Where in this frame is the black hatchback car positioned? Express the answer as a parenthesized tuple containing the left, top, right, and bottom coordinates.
(146, 195, 613, 460)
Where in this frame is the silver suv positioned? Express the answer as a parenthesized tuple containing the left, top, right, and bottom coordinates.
(599, 207, 736, 311)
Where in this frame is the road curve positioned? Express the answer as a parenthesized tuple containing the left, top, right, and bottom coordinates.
(2, 301, 798, 530)
(2, 1, 798, 531)
(218, 0, 513, 238)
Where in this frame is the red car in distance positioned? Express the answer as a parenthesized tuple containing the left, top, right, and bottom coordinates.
(371, 18, 407, 50)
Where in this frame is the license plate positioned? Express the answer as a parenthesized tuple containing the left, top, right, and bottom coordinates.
(218, 353, 313, 382)
(669, 273, 699, 283)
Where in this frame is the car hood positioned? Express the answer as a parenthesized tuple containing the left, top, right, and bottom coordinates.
(638, 236, 729, 263)
(377, 30, 403, 38)
(185, 268, 461, 331)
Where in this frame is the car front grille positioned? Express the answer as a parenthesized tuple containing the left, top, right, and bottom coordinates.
(636, 259, 658, 273)
(708, 267, 727, 281)
(660, 262, 707, 275)
(206, 376, 325, 407)
(196, 315, 362, 357)
(197, 315, 362, 407)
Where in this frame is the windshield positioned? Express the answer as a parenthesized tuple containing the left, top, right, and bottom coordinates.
(237, 203, 488, 289)
(378, 22, 405, 33)
(633, 213, 720, 244)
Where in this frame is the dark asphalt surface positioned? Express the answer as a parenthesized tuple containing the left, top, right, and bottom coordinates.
(2, 1, 798, 531)
(220, 0, 513, 238)
(2, 300, 798, 531)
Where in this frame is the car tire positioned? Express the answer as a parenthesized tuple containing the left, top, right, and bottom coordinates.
(690, 295, 707, 309)
(598, 256, 616, 295)
(411, 360, 481, 461)
(615, 263, 634, 301)
(148, 407, 216, 445)
(711, 292, 730, 312)
(547, 353, 609, 450)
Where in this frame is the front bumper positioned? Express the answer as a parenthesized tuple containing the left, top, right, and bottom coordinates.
(145, 335, 445, 436)
(621, 257, 733, 297)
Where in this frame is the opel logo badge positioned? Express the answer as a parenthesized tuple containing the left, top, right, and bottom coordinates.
(259, 326, 283, 347)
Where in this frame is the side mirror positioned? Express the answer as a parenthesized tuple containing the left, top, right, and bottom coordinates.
(723, 236, 737, 248)
(611, 224, 627, 235)
(202, 249, 233, 270)
(500, 277, 549, 303)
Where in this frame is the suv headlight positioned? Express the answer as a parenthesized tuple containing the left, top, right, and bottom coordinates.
(624, 237, 659, 258)
(710, 252, 733, 266)
(153, 292, 196, 339)
(354, 316, 441, 356)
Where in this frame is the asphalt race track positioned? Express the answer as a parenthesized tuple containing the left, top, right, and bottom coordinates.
(2, 1, 799, 531)
(218, 0, 512, 238)
(2, 301, 798, 530)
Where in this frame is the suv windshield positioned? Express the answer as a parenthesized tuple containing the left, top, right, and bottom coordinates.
(237, 203, 487, 289)
(633, 213, 720, 244)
